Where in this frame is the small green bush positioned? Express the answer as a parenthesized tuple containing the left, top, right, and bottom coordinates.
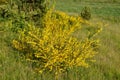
(81, 6, 91, 20)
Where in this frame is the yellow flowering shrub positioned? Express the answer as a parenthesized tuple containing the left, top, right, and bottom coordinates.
(12, 10, 101, 78)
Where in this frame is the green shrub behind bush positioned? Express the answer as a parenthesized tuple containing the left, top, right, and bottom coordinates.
(81, 6, 91, 20)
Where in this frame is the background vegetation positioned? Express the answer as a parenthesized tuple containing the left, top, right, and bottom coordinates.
(0, 0, 120, 80)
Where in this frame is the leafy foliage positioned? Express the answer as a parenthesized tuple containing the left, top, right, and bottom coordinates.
(81, 6, 91, 20)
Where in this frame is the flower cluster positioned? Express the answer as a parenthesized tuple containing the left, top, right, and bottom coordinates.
(12, 10, 100, 76)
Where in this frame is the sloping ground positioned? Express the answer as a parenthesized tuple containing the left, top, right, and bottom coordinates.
(55, 0, 120, 80)
(0, 0, 120, 80)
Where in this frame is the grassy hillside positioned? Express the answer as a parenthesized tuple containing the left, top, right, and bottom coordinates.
(0, 0, 120, 80)
(56, 0, 120, 80)
(55, 0, 120, 22)
(55, 0, 120, 80)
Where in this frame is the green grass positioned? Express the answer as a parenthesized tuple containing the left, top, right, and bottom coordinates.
(55, 0, 120, 22)
(56, 0, 120, 79)
(0, 0, 120, 80)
